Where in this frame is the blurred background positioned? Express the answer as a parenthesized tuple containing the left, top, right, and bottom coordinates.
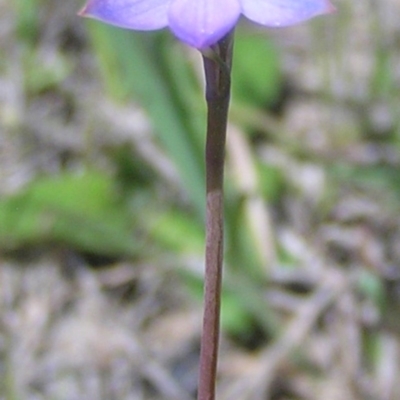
(1, 0, 400, 399)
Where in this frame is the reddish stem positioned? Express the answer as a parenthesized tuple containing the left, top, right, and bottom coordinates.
(197, 32, 234, 400)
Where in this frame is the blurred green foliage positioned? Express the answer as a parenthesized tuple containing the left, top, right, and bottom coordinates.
(3, 0, 400, 352)
(232, 33, 282, 108)
(0, 171, 141, 257)
(1, 11, 287, 339)
(89, 23, 206, 217)
(82, 23, 288, 338)
(14, 0, 41, 43)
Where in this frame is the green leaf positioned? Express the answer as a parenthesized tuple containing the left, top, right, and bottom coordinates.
(149, 209, 204, 254)
(0, 171, 140, 257)
(87, 23, 205, 219)
(232, 32, 282, 108)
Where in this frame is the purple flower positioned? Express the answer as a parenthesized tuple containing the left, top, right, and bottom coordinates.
(79, 0, 334, 48)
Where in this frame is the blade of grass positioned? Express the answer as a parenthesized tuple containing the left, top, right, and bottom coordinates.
(87, 24, 205, 219)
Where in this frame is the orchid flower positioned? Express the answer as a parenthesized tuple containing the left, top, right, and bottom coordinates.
(79, 0, 334, 48)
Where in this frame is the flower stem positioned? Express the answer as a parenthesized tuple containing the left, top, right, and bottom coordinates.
(197, 32, 234, 400)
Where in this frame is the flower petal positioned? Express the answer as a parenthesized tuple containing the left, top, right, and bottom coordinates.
(79, 0, 170, 30)
(240, 0, 335, 27)
(168, 0, 241, 48)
